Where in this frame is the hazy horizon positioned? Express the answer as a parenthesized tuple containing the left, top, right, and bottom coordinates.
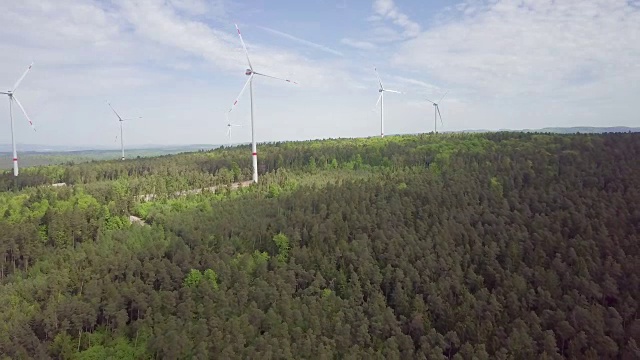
(2, 125, 639, 153)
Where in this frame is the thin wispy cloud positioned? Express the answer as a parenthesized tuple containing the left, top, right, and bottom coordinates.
(168, 0, 226, 17)
(116, 0, 357, 89)
(341, 38, 376, 51)
(256, 25, 344, 57)
(390, 76, 440, 92)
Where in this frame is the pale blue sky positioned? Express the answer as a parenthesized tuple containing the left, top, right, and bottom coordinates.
(1, 0, 639, 148)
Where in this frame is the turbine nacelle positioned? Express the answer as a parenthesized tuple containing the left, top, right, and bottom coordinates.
(245, 69, 253, 76)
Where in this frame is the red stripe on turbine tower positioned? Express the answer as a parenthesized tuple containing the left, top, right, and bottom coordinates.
(13, 158, 18, 161)
(252, 152, 257, 156)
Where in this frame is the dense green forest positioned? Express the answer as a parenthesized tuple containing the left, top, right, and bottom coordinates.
(1, 132, 639, 359)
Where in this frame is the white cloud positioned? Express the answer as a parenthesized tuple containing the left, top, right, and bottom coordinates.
(393, 0, 640, 98)
(354, 0, 421, 46)
(116, 0, 238, 70)
(372, 0, 421, 38)
(387, 0, 640, 130)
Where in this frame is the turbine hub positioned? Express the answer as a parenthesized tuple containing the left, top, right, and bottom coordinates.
(379, 89, 383, 93)
(245, 69, 253, 76)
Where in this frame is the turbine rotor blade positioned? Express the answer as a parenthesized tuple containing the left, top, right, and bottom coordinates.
(12, 96, 36, 131)
(375, 92, 382, 108)
(235, 24, 254, 71)
(425, 98, 436, 104)
(384, 89, 402, 94)
(374, 67, 384, 90)
(439, 90, 449, 103)
(108, 102, 123, 121)
(227, 75, 253, 115)
(437, 105, 443, 125)
(12, 62, 33, 92)
(253, 72, 298, 84)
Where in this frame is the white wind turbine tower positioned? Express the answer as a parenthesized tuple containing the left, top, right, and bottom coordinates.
(108, 102, 141, 161)
(1, 62, 36, 177)
(226, 24, 298, 184)
(426, 91, 448, 134)
(374, 67, 402, 138)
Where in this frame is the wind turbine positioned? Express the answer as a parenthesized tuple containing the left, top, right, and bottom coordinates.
(108, 102, 141, 161)
(225, 113, 244, 144)
(426, 91, 448, 134)
(226, 23, 297, 183)
(374, 67, 402, 138)
(1, 62, 36, 177)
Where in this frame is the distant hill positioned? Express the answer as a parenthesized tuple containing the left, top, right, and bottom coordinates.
(0, 145, 225, 170)
(2, 127, 638, 153)
(2, 126, 639, 169)
(523, 126, 640, 134)
(0, 143, 221, 153)
(456, 126, 640, 134)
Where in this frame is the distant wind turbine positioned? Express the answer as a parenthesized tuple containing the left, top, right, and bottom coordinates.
(374, 67, 402, 138)
(1, 62, 36, 177)
(225, 113, 244, 144)
(108, 102, 141, 161)
(226, 23, 298, 183)
(426, 91, 448, 134)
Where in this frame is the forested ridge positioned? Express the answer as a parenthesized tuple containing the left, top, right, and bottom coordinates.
(1, 132, 639, 359)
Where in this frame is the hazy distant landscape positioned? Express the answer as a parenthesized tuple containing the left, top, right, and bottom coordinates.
(0, 144, 222, 170)
(3, 127, 639, 170)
